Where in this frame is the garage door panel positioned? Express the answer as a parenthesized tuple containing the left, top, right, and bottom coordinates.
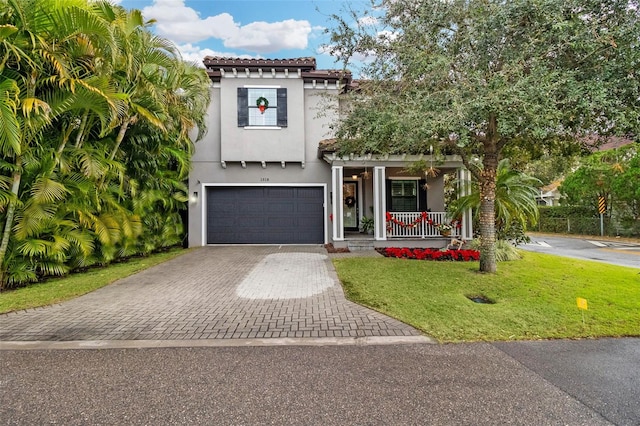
(267, 218, 293, 229)
(297, 216, 322, 226)
(206, 186, 323, 244)
(267, 187, 295, 198)
(240, 188, 265, 197)
(266, 203, 294, 215)
(296, 203, 321, 214)
(296, 188, 321, 198)
(209, 203, 237, 215)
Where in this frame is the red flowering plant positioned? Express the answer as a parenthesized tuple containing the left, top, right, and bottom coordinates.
(381, 247, 480, 262)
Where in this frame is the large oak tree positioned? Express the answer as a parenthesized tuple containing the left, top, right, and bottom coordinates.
(327, 0, 639, 272)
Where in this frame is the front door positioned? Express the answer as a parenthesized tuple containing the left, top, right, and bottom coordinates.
(343, 182, 358, 231)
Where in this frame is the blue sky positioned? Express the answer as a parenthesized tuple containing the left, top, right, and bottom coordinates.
(117, 0, 371, 71)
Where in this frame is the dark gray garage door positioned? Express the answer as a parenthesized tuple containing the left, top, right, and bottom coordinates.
(206, 186, 324, 244)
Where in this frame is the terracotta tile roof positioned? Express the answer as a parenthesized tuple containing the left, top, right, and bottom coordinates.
(203, 57, 317, 71)
(318, 138, 338, 150)
(583, 135, 636, 152)
(203, 56, 352, 86)
(540, 180, 562, 193)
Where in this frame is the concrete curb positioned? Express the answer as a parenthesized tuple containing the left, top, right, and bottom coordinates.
(0, 336, 435, 351)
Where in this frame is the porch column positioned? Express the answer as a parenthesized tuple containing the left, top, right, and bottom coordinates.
(331, 166, 344, 241)
(457, 167, 473, 240)
(373, 166, 387, 240)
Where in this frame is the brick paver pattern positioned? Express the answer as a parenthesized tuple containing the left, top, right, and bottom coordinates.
(0, 246, 420, 341)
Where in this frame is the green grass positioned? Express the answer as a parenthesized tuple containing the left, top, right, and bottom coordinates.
(0, 249, 188, 314)
(333, 251, 640, 342)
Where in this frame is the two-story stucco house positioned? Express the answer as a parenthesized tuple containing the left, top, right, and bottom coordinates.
(188, 57, 473, 249)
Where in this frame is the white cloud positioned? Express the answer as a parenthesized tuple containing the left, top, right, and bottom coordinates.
(224, 19, 311, 53)
(142, 0, 312, 54)
(358, 16, 378, 26)
(318, 44, 373, 66)
(176, 43, 259, 67)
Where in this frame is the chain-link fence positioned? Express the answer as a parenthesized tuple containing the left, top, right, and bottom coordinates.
(537, 216, 640, 237)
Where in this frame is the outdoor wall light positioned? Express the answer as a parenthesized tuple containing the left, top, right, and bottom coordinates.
(351, 174, 358, 180)
(190, 192, 198, 204)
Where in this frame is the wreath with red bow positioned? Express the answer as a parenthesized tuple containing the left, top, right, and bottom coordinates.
(256, 97, 269, 114)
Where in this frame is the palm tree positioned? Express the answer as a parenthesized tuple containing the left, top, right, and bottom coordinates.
(0, 0, 118, 286)
(449, 159, 541, 242)
(0, 0, 211, 287)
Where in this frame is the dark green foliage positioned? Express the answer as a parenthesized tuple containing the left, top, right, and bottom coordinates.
(540, 206, 598, 218)
(0, 0, 211, 288)
(557, 143, 640, 236)
(327, 0, 640, 272)
(535, 206, 640, 237)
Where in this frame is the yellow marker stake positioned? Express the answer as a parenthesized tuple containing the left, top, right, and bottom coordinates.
(577, 298, 588, 326)
(577, 298, 588, 310)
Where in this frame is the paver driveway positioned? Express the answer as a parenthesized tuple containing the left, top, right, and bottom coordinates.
(0, 246, 420, 342)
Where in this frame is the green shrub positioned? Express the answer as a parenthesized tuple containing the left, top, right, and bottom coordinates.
(469, 239, 522, 261)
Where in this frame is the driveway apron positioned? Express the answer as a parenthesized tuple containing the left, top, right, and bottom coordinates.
(0, 246, 420, 342)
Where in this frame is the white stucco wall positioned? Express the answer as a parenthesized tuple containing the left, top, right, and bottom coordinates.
(188, 73, 342, 247)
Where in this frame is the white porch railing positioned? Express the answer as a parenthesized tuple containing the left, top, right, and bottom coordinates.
(386, 212, 460, 238)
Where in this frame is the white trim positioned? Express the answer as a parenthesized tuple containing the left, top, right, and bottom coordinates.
(202, 183, 326, 187)
(200, 181, 206, 246)
(331, 166, 344, 241)
(322, 153, 463, 167)
(243, 84, 281, 88)
(200, 183, 328, 246)
(243, 126, 283, 130)
(373, 166, 387, 240)
(303, 82, 341, 90)
(357, 178, 364, 225)
(388, 176, 421, 180)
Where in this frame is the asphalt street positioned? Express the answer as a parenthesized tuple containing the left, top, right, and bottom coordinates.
(2, 339, 639, 425)
(2, 245, 638, 425)
(522, 234, 640, 269)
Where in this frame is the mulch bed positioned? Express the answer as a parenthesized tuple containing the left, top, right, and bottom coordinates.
(325, 243, 350, 253)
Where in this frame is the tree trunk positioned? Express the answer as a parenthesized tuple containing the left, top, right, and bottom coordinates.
(109, 118, 131, 161)
(478, 114, 499, 273)
(98, 118, 131, 189)
(74, 110, 89, 149)
(478, 158, 498, 273)
(0, 156, 22, 288)
(57, 123, 74, 156)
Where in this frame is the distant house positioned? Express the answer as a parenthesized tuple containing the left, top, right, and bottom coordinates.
(187, 57, 473, 249)
(586, 135, 636, 152)
(537, 180, 563, 206)
(535, 137, 636, 207)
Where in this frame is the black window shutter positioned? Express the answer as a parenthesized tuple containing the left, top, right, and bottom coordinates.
(385, 180, 392, 211)
(237, 88, 248, 127)
(277, 88, 287, 127)
(419, 179, 428, 211)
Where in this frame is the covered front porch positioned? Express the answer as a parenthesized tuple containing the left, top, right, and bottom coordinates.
(322, 153, 473, 249)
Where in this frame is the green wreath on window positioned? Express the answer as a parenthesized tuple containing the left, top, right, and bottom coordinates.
(256, 96, 269, 113)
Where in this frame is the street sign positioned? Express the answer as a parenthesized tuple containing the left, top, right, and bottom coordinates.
(598, 196, 606, 214)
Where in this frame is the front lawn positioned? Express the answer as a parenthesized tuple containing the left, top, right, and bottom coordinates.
(333, 251, 640, 342)
(0, 248, 187, 314)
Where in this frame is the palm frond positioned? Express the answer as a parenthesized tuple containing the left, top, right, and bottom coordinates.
(16, 238, 49, 257)
(0, 78, 22, 156)
(30, 177, 69, 203)
(35, 261, 69, 277)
